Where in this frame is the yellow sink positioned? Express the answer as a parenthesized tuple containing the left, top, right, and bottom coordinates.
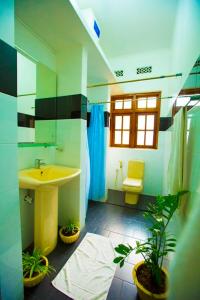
(19, 165, 81, 256)
(19, 165, 81, 189)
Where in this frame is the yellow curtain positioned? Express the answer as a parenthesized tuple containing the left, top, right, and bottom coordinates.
(167, 107, 187, 194)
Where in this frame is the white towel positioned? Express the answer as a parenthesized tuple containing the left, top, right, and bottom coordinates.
(52, 233, 116, 300)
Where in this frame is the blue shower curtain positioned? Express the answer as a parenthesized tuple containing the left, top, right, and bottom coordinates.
(85, 134, 90, 212)
(87, 105, 106, 201)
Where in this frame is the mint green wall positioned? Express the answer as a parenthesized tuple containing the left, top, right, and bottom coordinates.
(56, 45, 88, 229)
(56, 45, 87, 97)
(0, 1, 23, 299)
(36, 63, 56, 98)
(0, 0, 14, 46)
(35, 121, 57, 144)
(169, 0, 200, 96)
(56, 120, 86, 229)
(107, 132, 170, 196)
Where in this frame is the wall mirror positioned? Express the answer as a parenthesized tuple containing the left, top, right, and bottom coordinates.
(17, 52, 57, 144)
(174, 55, 200, 112)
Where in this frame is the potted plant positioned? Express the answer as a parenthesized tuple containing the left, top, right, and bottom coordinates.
(59, 222, 80, 244)
(113, 192, 186, 300)
(22, 249, 55, 288)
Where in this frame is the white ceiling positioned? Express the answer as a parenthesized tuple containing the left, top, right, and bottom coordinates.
(75, 0, 180, 58)
(15, 0, 120, 90)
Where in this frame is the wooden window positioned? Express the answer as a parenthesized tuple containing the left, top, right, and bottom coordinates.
(113, 114, 131, 146)
(110, 92, 160, 149)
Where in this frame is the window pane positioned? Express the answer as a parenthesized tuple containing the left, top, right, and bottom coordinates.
(137, 131, 145, 145)
(138, 115, 145, 130)
(145, 131, 154, 146)
(147, 97, 157, 108)
(115, 116, 122, 129)
(146, 115, 155, 130)
(115, 100, 123, 109)
(115, 131, 121, 144)
(137, 98, 146, 108)
(124, 99, 132, 109)
(123, 116, 130, 129)
(122, 131, 130, 144)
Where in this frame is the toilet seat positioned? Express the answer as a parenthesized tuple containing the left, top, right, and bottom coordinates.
(123, 178, 142, 187)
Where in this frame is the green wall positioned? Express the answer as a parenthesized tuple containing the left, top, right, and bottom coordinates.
(0, 1, 23, 299)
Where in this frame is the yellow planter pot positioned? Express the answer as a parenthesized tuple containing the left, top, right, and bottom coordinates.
(59, 227, 80, 244)
(24, 256, 48, 288)
(132, 261, 168, 300)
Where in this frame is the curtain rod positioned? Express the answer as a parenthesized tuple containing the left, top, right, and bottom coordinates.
(87, 73, 182, 88)
(88, 94, 200, 105)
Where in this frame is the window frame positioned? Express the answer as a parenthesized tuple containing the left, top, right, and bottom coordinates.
(110, 92, 161, 149)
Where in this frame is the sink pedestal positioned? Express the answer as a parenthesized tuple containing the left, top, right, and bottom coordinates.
(34, 185, 58, 256)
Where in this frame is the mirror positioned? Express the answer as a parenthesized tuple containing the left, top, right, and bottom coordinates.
(174, 55, 200, 112)
(17, 52, 57, 144)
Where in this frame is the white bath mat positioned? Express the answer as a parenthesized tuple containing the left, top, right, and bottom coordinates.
(52, 233, 117, 300)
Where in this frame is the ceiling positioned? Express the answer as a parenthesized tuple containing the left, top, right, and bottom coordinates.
(15, 0, 119, 89)
(75, 0, 180, 58)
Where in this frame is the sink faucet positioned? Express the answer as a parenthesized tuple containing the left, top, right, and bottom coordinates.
(35, 159, 46, 169)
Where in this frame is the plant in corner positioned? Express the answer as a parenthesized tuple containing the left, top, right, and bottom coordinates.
(22, 249, 55, 288)
(113, 191, 186, 300)
(59, 222, 80, 244)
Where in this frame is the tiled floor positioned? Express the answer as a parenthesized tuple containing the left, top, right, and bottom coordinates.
(107, 189, 155, 211)
(24, 200, 153, 300)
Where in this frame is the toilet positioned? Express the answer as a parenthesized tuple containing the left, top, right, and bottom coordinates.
(122, 160, 145, 204)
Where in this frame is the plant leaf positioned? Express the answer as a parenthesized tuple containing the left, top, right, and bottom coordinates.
(120, 259, 125, 268)
(113, 256, 124, 264)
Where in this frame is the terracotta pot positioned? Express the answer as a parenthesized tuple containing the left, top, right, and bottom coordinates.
(59, 227, 80, 244)
(24, 256, 48, 288)
(132, 261, 168, 300)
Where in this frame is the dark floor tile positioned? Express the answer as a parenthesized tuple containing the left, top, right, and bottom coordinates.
(95, 228, 110, 237)
(115, 262, 134, 284)
(109, 231, 124, 248)
(106, 221, 149, 241)
(107, 189, 155, 213)
(121, 281, 139, 300)
(48, 287, 73, 300)
(107, 277, 123, 300)
(24, 201, 151, 300)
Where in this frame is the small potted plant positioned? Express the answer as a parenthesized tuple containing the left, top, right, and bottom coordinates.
(59, 222, 80, 244)
(114, 191, 186, 300)
(22, 249, 55, 288)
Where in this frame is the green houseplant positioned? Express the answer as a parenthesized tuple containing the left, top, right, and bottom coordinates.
(114, 192, 186, 300)
(23, 249, 55, 288)
(59, 222, 80, 244)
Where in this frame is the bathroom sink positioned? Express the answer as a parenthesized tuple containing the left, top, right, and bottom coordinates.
(19, 164, 81, 256)
(19, 165, 81, 189)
